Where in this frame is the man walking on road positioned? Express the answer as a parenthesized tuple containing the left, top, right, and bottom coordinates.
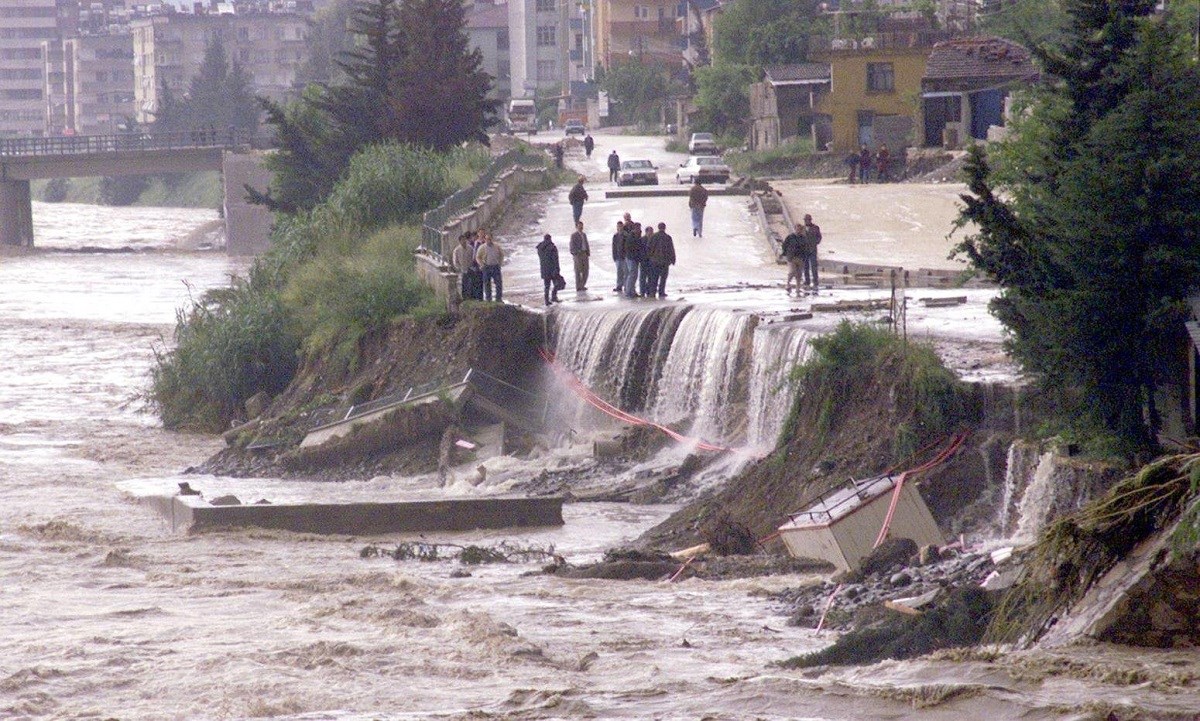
(607, 150, 621, 183)
(688, 179, 708, 237)
(611, 220, 627, 293)
(801, 213, 822, 289)
(583, 134, 595, 157)
(474, 232, 504, 302)
(569, 176, 588, 224)
(647, 222, 676, 298)
(569, 220, 590, 291)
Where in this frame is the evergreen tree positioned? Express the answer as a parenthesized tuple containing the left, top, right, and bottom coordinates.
(253, 0, 497, 212)
(153, 37, 259, 137)
(393, 0, 498, 149)
(954, 2, 1200, 453)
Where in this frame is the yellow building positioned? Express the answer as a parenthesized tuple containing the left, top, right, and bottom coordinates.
(809, 32, 946, 153)
(595, 0, 681, 70)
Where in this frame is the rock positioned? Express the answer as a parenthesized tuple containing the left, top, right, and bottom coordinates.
(919, 544, 942, 565)
(209, 494, 242, 506)
(244, 391, 270, 420)
(859, 537, 919, 576)
(889, 571, 912, 587)
(177, 482, 201, 496)
(449, 569, 472, 579)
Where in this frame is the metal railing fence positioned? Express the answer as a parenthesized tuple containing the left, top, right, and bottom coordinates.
(0, 129, 237, 157)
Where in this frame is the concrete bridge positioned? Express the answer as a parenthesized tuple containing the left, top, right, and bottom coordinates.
(0, 131, 270, 252)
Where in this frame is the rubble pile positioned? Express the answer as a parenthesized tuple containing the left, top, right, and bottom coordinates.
(776, 541, 1005, 632)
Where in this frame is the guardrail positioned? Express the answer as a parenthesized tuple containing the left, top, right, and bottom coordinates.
(420, 147, 546, 261)
(0, 129, 237, 158)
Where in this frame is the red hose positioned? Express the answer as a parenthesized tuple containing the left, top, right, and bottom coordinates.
(539, 347, 736, 453)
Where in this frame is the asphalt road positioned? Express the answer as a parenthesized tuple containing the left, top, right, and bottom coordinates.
(499, 131, 780, 306)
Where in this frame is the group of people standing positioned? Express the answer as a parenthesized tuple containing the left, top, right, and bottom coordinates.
(847, 143, 893, 184)
(451, 230, 505, 302)
(611, 213, 676, 300)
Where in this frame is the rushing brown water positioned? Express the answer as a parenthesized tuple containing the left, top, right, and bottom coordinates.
(1, 200, 1197, 720)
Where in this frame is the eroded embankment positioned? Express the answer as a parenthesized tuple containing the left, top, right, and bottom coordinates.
(200, 303, 545, 479)
(635, 325, 1037, 552)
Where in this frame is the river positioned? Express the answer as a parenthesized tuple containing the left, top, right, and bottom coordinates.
(2, 201, 1197, 720)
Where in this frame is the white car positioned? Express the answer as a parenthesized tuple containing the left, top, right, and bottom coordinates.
(617, 159, 659, 186)
(676, 155, 731, 184)
(688, 132, 719, 155)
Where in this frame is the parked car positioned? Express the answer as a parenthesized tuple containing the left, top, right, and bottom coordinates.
(688, 132, 718, 155)
(617, 159, 659, 186)
(564, 119, 586, 136)
(676, 155, 731, 184)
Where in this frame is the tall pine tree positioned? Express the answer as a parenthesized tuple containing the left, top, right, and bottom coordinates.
(254, 0, 497, 211)
(955, 2, 1200, 453)
(393, 0, 497, 149)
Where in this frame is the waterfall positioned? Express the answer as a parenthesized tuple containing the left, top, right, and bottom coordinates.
(745, 324, 813, 449)
(547, 305, 813, 452)
(1004, 443, 1117, 544)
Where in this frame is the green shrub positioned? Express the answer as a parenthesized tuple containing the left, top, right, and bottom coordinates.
(726, 136, 816, 176)
(282, 224, 437, 359)
(782, 321, 964, 461)
(149, 279, 300, 432)
(148, 140, 493, 430)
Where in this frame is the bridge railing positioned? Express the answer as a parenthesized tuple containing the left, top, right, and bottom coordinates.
(0, 130, 237, 158)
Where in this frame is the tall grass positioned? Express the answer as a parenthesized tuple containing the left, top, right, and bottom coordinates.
(781, 321, 964, 462)
(149, 142, 483, 430)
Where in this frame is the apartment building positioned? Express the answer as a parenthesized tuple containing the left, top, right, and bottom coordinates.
(467, 1, 511, 101)
(0, 0, 60, 136)
(62, 31, 137, 134)
(595, 0, 681, 71)
(130, 9, 308, 124)
(508, 0, 587, 101)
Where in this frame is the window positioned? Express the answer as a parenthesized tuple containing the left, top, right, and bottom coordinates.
(536, 59, 559, 80)
(536, 25, 557, 46)
(867, 62, 894, 92)
(633, 5, 650, 18)
(536, 0, 555, 10)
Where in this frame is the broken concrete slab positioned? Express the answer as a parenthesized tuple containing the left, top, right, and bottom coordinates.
(141, 493, 565, 535)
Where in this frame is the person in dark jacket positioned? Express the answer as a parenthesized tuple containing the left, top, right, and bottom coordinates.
(553, 142, 564, 168)
(536, 234, 561, 306)
(647, 222, 676, 298)
(568, 176, 588, 223)
(583, 134, 595, 157)
(858, 144, 872, 184)
(611, 220, 626, 293)
(781, 228, 804, 294)
(623, 223, 647, 298)
(800, 213, 822, 289)
(638, 224, 655, 297)
(607, 150, 621, 182)
(688, 180, 708, 237)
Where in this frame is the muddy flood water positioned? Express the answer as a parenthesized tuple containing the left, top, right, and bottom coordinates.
(1, 199, 1198, 720)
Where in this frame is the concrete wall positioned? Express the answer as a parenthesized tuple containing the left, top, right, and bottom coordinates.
(222, 151, 274, 256)
(416, 163, 547, 310)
